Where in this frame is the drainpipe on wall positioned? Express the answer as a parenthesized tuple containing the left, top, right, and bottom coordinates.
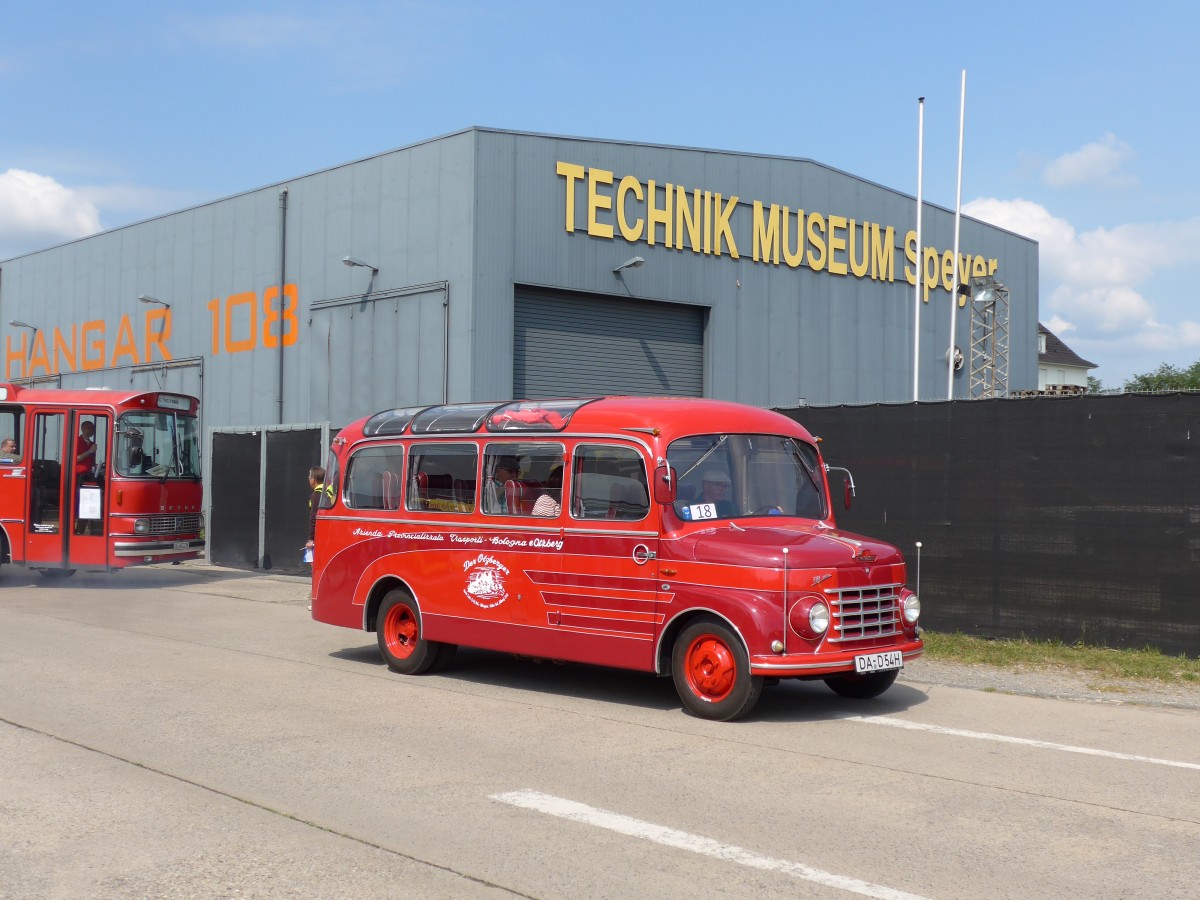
(442, 282, 450, 403)
(277, 188, 288, 424)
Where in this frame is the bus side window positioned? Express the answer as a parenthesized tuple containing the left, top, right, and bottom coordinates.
(346, 445, 405, 510)
(406, 444, 478, 514)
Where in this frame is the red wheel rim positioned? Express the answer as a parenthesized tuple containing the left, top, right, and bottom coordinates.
(683, 634, 736, 702)
(383, 604, 418, 659)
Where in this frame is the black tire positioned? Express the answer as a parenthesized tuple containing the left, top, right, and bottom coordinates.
(428, 642, 458, 673)
(671, 617, 763, 721)
(38, 568, 76, 579)
(376, 590, 441, 675)
(824, 668, 899, 699)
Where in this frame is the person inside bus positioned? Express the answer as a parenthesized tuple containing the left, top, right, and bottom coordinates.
(532, 465, 563, 517)
(75, 421, 96, 479)
(485, 456, 521, 513)
(698, 470, 736, 517)
(1, 437, 18, 462)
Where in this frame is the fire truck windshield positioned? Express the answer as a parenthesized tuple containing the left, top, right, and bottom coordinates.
(115, 411, 200, 479)
(668, 433, 828, 522)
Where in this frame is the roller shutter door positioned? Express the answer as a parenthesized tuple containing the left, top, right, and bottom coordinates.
(514, 290, 705, 398)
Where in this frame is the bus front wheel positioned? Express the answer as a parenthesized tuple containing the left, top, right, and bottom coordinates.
(671, 618, 763, 721)
(376, 590, 445, 675)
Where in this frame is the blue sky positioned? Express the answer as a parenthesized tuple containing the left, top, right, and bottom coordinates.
(2, 1, 1197, 387)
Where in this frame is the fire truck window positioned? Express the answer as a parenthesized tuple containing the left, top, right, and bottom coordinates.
(0, 406, 22, 463)
(571, 444, 649, 521)
(345, 445, 406, 511)
(406, 444, 478, 514)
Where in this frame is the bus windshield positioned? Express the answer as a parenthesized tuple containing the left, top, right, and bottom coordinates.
(114, 411, 201, 479)
(668, 433, 827, 522)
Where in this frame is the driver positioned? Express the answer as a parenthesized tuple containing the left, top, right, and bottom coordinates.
(698, 471, 736, 517)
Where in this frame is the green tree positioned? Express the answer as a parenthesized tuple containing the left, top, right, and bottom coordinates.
(1124, 360, 1200, 392)
(1086, 375, 1104, 393)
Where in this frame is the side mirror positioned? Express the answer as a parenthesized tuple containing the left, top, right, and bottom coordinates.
(653, 465, 677, 504)
(824, 464, 856, 511)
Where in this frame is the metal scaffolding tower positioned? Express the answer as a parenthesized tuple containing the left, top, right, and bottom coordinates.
(968, 277, 1009, 399)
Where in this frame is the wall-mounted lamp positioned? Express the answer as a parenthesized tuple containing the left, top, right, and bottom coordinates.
(137, 294, 171, 309)
(9, 319, 38, 332)
(342, 255, 379, 274)
(612, 256, 646, 275)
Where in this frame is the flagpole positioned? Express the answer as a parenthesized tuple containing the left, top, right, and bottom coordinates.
(913, 96, 925, 402)
(947, 69, 966, 399)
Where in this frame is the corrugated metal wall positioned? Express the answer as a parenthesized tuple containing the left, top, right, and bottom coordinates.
(1, 127, 1040, 426)
(513, 289, 704, 398)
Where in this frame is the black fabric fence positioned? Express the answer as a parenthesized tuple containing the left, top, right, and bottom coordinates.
(210, 427, 325, 573)
(782, 393, 1200, 656)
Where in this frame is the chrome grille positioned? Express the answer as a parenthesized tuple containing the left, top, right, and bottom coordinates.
(825, 583, 903, 642)
(148, 514, 202, 535)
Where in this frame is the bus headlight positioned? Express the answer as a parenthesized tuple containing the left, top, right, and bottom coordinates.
(903, 593, 921, 623)
(789, 596, 830, 639)
(134, 518, 150, 534)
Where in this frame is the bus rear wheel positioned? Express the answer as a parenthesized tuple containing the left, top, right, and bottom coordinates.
(671, 618, 763, 721)
(376, 590, 445, 675)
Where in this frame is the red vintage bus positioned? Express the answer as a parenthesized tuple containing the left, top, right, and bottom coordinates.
(311, 397, 922, 720)
(0, 383, 204, 577)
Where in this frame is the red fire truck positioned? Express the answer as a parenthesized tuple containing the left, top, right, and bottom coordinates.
(311, 397, 922, 720)
(0, 383, 204, 576)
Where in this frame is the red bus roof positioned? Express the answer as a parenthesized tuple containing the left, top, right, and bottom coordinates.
(346, 397, 814, 444)
(0, 383, 199, 412)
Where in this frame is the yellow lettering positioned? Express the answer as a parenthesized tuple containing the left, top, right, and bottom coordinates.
(556, 161, 584, 233)
(53, 326, 77, 373)
(827, 215, 848, 275)
(617, 176, 644, 241)
(806, 213, 827, 271)
(989, 258, 998, 275)
(848, 220, 869, 278)
(783, 208, 804, 268)
(702, 192, 712, 254)
(972, 256, 988, 278)
(903, 230, 918, 286)
(586, 167, 614, 239)
(646, 180, 672, 247)
(713, 193, 738, 258)
(82, 321, 105, 371)
(675, 186, 700, 251)
(752, 201, 780, 264)
(872, 224, 895, 281)
(923, 247, 940, 302)
(941, 250, 955, 291)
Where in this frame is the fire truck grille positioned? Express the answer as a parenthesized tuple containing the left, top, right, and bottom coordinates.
(825, 584, 903, 642)
(148, 514, 202, 535)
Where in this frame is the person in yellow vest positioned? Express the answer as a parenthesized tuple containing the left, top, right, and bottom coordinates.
(305, 466, 334, 558)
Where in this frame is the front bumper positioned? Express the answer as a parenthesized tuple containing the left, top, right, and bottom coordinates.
(113, 538, 206, 558)
(750, 638, 924, 677)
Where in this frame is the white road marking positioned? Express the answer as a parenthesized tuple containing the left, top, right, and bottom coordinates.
(842, 715, 1200, 770)
(491, 789, 928, 900)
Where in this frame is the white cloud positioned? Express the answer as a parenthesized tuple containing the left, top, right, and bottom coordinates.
(1043, 133, 1136, 189)
(0, 168, 102, 258)
(964, 195, 1200, 383)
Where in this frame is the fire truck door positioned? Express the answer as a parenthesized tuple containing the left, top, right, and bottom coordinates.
(24, 410, 69, 568)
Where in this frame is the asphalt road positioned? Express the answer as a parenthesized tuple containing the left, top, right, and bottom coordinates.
(2, 564, 1198, 899)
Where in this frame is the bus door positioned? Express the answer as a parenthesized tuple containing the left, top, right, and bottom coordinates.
(24, 409, 109, 570)
(559, 443, 661, 670)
